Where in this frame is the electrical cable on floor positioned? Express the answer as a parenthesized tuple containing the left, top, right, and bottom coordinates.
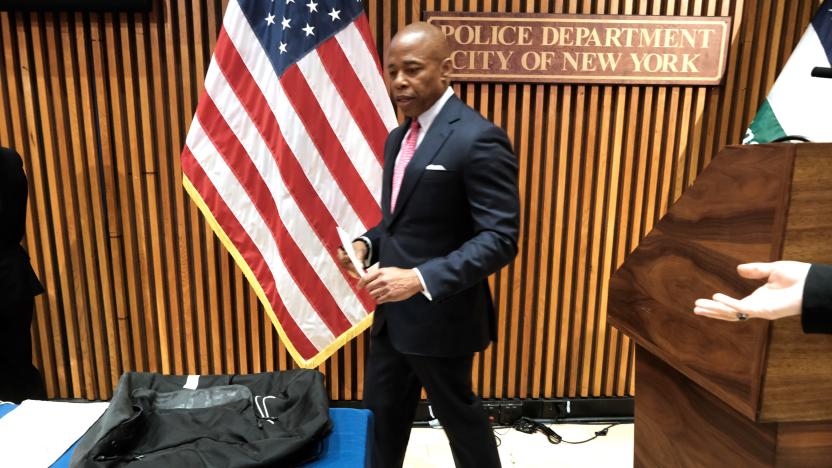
(493, 427, 513, 436)
(491, 426, 514, 447)
(511, 417, 618, 445)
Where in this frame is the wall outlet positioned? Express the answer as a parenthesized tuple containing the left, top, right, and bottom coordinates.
(482, 401, 501, 426)
(500, 400, 523, 426)
(541, 401, 560, 419)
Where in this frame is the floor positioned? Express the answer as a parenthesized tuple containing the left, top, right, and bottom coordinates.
(403, 421, 634, 467)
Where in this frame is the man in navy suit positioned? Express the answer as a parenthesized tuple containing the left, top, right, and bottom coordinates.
(338, 22, 519, 468)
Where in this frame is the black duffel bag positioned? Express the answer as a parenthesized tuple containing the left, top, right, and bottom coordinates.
(70, 370, 331, 467)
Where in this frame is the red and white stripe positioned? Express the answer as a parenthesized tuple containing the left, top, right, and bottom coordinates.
(182, 0, 396, 365)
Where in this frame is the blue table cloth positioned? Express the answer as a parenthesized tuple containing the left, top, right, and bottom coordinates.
(0, 403, 371, 467)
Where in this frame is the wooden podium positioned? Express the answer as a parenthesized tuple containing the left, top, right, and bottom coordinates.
(609, 143, 832, 467)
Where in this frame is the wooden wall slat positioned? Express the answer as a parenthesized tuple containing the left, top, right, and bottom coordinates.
(69, 12, 108, 395)
(556, 82, 575, 397)
(584, 84, 611, 395)
(59, 11, 109, 397)
(544, 84, 567, 397)
(595, 85, 625, 396)
(91, 13, 132, 382)
(0, 0, 823, 401)
(527, 84, 545, 398)
(31, 11, 90, 397)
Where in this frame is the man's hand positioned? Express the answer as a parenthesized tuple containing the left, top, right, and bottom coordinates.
(693, 261, 812, 322)
(337, 240, 368, 279)
(358, 267, 423, 304)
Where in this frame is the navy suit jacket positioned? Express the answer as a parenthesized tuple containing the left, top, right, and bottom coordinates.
(802, 263, 832, 334)
(362, 95, 520, 356)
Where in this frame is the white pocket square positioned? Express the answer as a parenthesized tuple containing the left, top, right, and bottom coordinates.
(425, 164, 446, 171)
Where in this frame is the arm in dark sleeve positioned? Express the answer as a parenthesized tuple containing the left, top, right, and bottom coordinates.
(801, 263, 832, 334)
(359, 225, 382, 266)
(0, 147, 29, 247)
(416, 125, 520, 301)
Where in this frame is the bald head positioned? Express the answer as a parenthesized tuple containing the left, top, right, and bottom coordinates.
(386, 22, 453, 117)
(391, 22, 451, 63)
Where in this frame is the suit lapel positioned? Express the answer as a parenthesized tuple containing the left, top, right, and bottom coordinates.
(389, 96, 462, 226)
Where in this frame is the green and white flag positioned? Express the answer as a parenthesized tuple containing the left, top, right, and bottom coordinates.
(745, 0, 832, 143)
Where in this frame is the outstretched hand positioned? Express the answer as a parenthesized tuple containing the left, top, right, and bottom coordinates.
(693, 261, 811, 322)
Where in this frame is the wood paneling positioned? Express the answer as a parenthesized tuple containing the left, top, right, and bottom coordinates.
(635, 347, 832, 468)
(611, 143, 832, 423)
(634, 347, 777, 468)
(0, 0, 822, 401)
(776, 423, 832, 467)
(761, 145, 832, 423)
(609, 144, 797, 420)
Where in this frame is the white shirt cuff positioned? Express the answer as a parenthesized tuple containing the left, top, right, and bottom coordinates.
(356, 236, 372, 268)
(413, 268, 432, 301)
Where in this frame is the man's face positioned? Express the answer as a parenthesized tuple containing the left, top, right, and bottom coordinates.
(385, 33, 450, 118)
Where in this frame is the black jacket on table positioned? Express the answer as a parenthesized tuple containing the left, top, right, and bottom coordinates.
(802, 263, 832, 334)
(70, 371, 331, 467)
(362, 94, 520, 357)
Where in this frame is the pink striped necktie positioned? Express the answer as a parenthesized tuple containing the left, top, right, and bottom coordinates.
(390, 119, 421, 212)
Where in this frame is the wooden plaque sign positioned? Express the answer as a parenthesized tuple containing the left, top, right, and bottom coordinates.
(424, 12, 732, 85)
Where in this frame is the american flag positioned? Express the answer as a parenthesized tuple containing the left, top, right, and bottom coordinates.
(181, 0, 396, 367)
